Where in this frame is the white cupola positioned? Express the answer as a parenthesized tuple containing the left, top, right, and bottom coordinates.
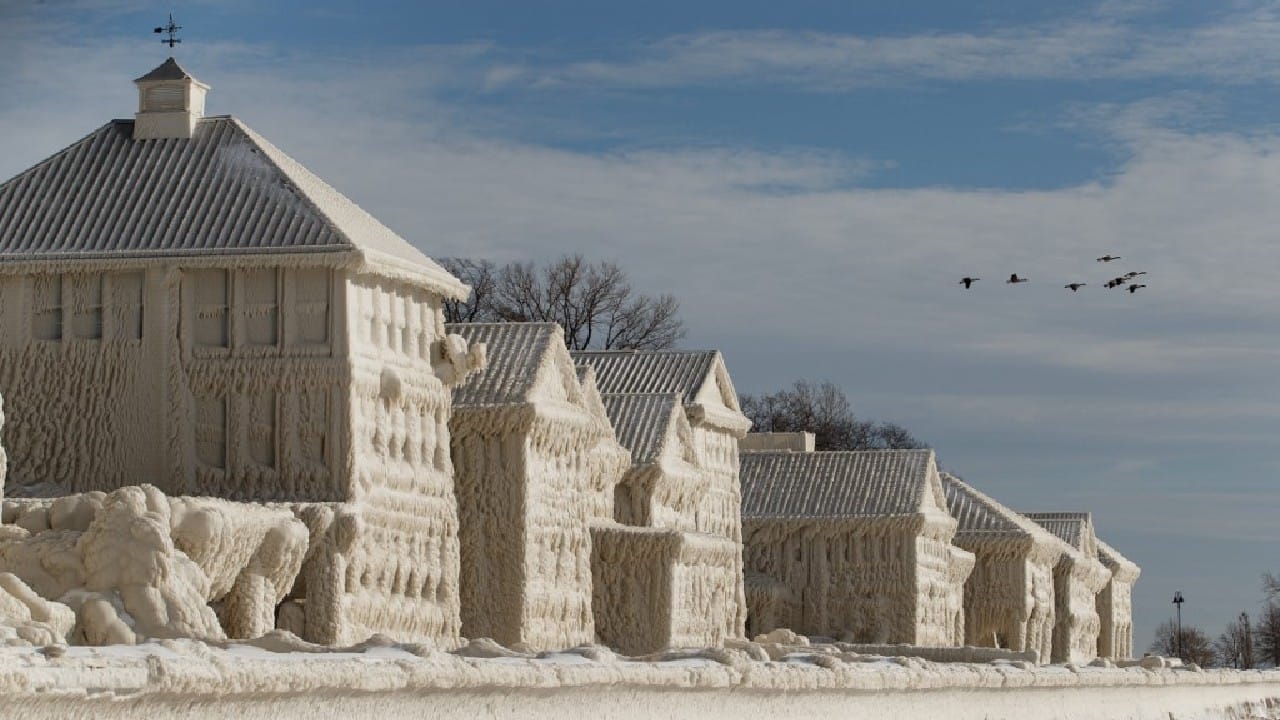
(132, 57, 209, 140)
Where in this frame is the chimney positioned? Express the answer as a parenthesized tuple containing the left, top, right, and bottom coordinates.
(739, 431, 816, 453)
(132, 57, 209, 140)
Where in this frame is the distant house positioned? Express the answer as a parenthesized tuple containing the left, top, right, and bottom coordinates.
(1095, 538, 1140, 660)
(575, 365, 632, 525)
(591, 392, 741, 653)
(0, 59, 484, 647)
(739, 447, 973, 645)
(1024, 512, 1113, 663)
(941, 473, 1066, 661)
(575, 350, 752, 641)
(447, 323, 629, 650)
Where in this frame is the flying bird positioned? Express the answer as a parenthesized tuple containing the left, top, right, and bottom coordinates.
(1124, 271, 1147, 278)
(1006, 274, 1029, 284)
(1097, 255, 1121, 262)
(1064, 283, 1087, 292)
(1105, 277, 1127, 289)
(959, 277, 980, 289)
(1127, 284, 1147, 294)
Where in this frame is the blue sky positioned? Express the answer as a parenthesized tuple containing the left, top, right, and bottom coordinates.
(5, 0, 1280, 653)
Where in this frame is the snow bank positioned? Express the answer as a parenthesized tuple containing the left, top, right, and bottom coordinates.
(1, 636, 1280, 719)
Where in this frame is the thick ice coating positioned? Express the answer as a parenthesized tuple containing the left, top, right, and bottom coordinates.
(0, 485, 308, 645)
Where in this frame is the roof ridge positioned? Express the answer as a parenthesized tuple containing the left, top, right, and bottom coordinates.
(134, 57, 197, 83)
(229, 118, 465, 297)
(942, 473, 1043, 539)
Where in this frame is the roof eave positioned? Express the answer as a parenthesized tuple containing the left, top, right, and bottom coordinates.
(357, 248, 470, 300)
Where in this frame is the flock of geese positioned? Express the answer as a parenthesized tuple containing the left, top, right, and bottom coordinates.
(958, 255, 1148, 294)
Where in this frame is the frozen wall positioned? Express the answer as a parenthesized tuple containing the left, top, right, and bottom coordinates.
(590, 524, 739, 654)
(1096, 543, 1140, 660)
(180, 265, 344, 501)
(333, 272, 463, 647)
(0, 270, 163, 495)
(955, 540, 1057, 662)
(1050, 556, 1111, 663)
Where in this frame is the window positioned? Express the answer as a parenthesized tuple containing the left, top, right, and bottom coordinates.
(32, 275, 62, 341)
(111, 271, 145, 341)
(293, 268, 330, 345)
(195, 395, 227, 469)
(192, 269, 228, 348)
(241, 268, 278, 346)
(248, 390, 276, 468)
(71, 274, 103, 340)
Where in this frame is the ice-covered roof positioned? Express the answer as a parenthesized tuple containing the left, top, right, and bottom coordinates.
(0, 116, 465, 296)
(572, 350, 720, 405)
(134, 57, 196, 82)
(600, 393, 681, 465)
(740, 449, 939, 520)
(449, 323, 561, 407)
(941, 473, 1072, 552)
(1024, 512, 1091, 551)
(942, 474, 1025, 535)
(1096, 537, 1140, 581)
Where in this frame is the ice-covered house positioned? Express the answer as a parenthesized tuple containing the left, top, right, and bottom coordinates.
(590, 392, 741, 653)
(574, 350, 752, 640)
(575, 366, 633, 523)
(739, 447, 974, 645)
(1024, 512, 1112, 663)
(446, 322, 629, 650)
(1095, 537, 1140, 661)
(0, 58, 484, 646)
(941, 473, 1067, 662)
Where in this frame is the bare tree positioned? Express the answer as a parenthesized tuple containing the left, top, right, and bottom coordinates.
(1264, 572, 1280, 602)
(1216, 612, 1255, 669)
(1149, 619, 1215, 666)
(439, 255, 685, 351)
(440, 258, 497, 324)
(1254, 602, 1280, 667)
(741, 380, 926, 451)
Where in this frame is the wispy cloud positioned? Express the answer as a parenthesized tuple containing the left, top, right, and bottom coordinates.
(486, 3, 1280, 92)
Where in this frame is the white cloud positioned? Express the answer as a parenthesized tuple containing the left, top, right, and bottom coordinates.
(490, 3, 1280, 91)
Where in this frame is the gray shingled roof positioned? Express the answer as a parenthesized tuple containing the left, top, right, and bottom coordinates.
(134, 57, 195, 83)
(740, 449, 937, 520)
(942, 473, 1071, 552)
(448, 323, 559, 407)
(600, 393, 681, 465)
(573, 350, 719, 404)
(0, 116, 464, 295)
(1024, 512, 1091, 550)
(942, 474, 1022, 535)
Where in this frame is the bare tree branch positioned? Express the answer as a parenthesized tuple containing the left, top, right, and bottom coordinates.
(444, 254, 686, 350)
(439, 258, 498, 324)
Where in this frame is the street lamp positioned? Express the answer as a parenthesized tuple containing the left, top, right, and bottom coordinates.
(1173, 591, 1185, 660)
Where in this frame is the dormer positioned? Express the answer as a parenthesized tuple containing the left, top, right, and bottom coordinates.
(133, 57, 209, 140)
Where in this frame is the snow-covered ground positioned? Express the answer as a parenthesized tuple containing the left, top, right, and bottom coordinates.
(3, 636, 1280, 719)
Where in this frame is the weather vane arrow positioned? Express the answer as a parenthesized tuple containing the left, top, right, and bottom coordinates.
(154, 13, 182, 49)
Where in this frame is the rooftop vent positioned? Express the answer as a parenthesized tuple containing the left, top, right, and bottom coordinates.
(133, 57, 209, 140)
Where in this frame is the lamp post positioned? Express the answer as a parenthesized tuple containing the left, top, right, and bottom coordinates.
(1173, 591, 1185, 660)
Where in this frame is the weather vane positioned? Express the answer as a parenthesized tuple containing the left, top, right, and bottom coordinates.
(154, 13, 182, 49)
